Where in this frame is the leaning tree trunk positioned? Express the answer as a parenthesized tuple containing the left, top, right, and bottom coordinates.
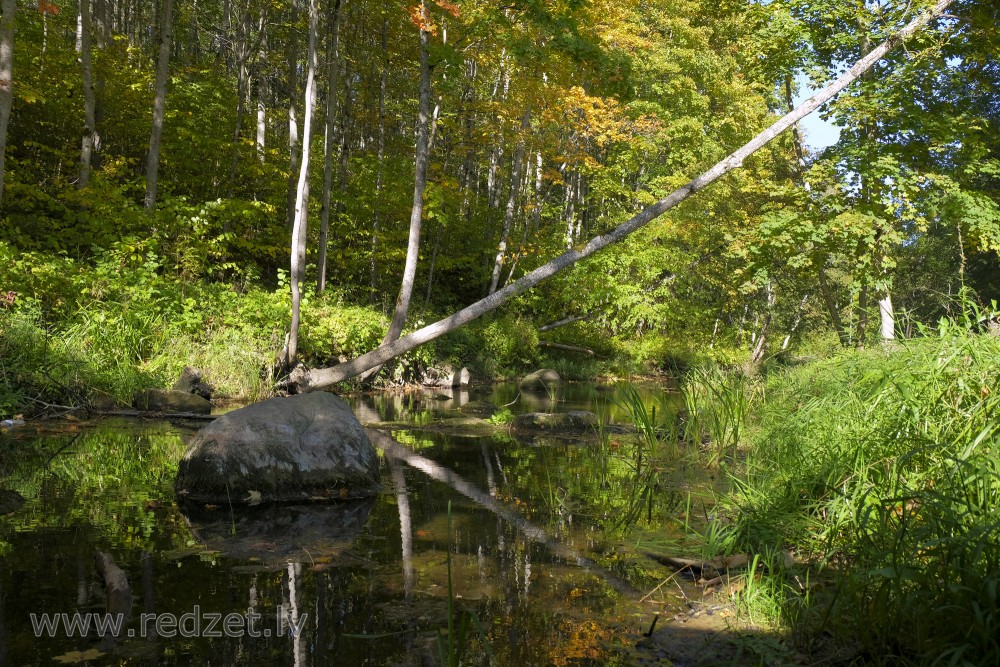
(284, 3, 299, 231)
(144, 0, 173, 213)
(286, 0, 318, 365)
(0, 0, 15, 207)
(288, 0, 955, 391)
(316, 0, 342, 295)
(78, 0, 96, 187)
(360, 6, 430, 380)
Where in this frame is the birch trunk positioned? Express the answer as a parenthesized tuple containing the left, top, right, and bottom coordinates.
(284, 4, 299, 231)
(878, 292, 895, 341)
(362, 6, 430, 379)
(317, 0, 342, 295)
(143, 0, 173, 213)
(488, 108, 529, 295)
(289, 0, 955, 391)
(78, 0, 96, 187)
(0, 0, 15, 207)
(286, 0, 319, 364)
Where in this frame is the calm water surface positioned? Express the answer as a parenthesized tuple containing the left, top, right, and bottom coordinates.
(0, 382, 715, 665)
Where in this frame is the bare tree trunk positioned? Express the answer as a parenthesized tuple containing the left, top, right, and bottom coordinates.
(488, 108, 529, 295)
(360, 6, 430, 380)
(78, 0, 96, 187)
(288, 0, 955, 391)
(284, 4, 299, 231)
(287, 0, 319, 365)
(878, 292, 894, 341)
(255, 18, 266, 160)
(370, 17, 388, 303)
(143, 0, 173, 213)
(0, 0, 15, 207)
(749, 282, 774, 366)
(317, 0, 342, 295)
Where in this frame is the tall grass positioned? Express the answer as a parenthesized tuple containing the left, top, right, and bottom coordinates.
(680, 366, 759, 465)
(710, 319, 1000, 664)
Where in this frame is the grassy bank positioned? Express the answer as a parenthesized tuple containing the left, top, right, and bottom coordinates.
(693, 320, 1000, 664)
(1, 243, 736, 417)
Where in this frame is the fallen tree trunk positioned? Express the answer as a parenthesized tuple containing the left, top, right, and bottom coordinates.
(289, 0, 954, 393)
(537, 314, 591, 332)
(538, 341, 595, 355)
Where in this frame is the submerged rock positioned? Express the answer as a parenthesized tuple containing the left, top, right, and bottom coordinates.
(458, 400, 500, 419)
(519, 368, 561, 391)
(134, 388, 212, 414)
(174, 392, 380, 505)
(513, 410, 599, 433)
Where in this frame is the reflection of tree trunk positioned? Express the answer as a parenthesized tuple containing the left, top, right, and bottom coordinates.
(142, 551, 160, 666)
(287, 563, 306, 667)
(315, 571, 327, 667)
(371, 429, 635, 595)
(481, 440, 497, 497)
(388, 456, 416, 595)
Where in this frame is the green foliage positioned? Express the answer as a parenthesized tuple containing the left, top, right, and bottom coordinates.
(711, 319, 1000, 664)
(475, 313, 540, 377)
(680, 366, 759, 466)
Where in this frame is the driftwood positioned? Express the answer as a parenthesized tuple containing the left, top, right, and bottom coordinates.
(538, 340, 594, 355)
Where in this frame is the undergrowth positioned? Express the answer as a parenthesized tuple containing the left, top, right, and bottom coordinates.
(702, 314, 1000, 665)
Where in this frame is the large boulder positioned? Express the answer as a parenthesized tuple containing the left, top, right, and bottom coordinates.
(134, 388, 212, 414)
(174, 392, 380, 505)
(513, 410, 599, 433)
(518, 368, 561, 392)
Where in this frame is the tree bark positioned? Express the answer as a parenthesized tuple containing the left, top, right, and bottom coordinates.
(360, 6, 430, 380)
(143, 0, 173, 213)
(317, 0, 342, 295)
(289, 0, 955, 391)
(878, 292, 894, 341)
(255, 16, 266, 160)
(284, 4, 300, 231)
(78, 0, 96, 187)
(488, 107, 529, 295)
(370, 17, 388, 303)
(0, 0, 15, 207)
(286, 0, 319, 364)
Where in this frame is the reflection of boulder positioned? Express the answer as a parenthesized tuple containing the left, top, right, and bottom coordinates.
(519, 369, 561, 392)
(174, 392, 380, 505)
(134, 388, 212, 414)
(513, 411, 599, 433)
(180, 499, 375, 563)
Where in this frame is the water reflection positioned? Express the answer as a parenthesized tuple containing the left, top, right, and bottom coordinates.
(0, 383, 705, 666)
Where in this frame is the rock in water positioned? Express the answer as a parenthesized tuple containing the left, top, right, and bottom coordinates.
(513, 411, 599, 433)
(171, 366, 213, 399)
(174, 392, 380, 505)
(519, 368, 561, 391)
(134, 388, 212, 414)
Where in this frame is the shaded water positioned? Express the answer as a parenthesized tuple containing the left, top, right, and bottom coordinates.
(0, 383, 717, 665)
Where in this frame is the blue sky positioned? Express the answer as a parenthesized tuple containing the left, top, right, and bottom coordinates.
(792, 72, 842, 152)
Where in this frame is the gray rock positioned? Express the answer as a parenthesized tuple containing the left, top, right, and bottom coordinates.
(513, 410, 599, 433)
(172, 366, 213, 399)
(519, 368, 561, 391)
(0, 489, 25, 515)
(134, 388, 212, 414)
(174, 392, 380, 505)
(89, 389, 121, 411)
(458, 401, 500, 419)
